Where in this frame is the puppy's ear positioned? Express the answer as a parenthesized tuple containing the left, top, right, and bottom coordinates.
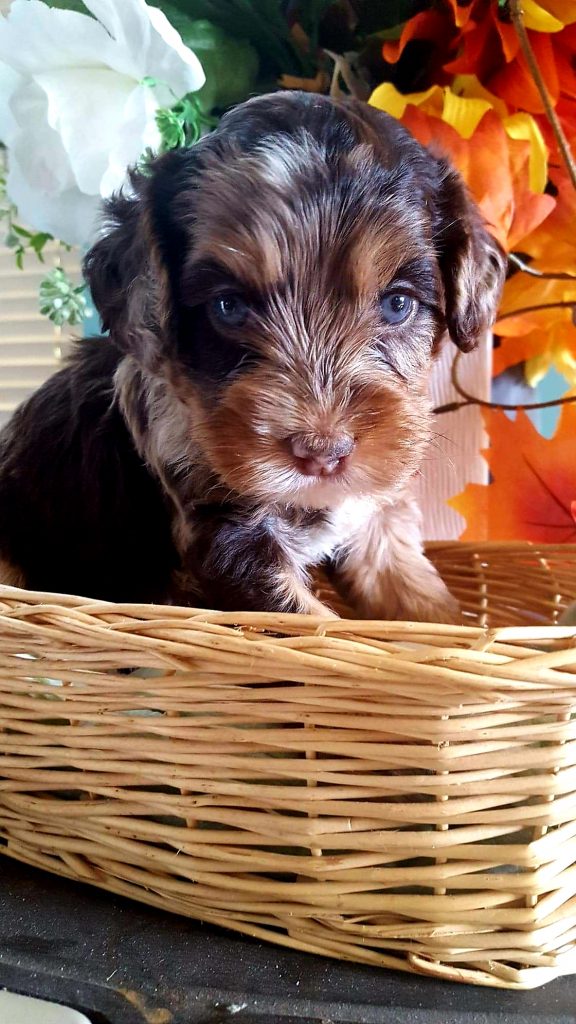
(343, 101, 506, 352)
(83, 147, 206, 367)
(432, 160, 506, 352)
(83, 180, 145, 339)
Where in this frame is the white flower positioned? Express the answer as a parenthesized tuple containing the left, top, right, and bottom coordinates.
(0, 0, 205, 247)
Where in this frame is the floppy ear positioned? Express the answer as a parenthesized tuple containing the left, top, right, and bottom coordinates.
(83, 182, 145, 339)
(340, 100, 506, 352)
(82, 147, 207, 369)
(432, 160, 507, 352)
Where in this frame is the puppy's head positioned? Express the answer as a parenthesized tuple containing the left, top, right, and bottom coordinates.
(84, 92, 505, 509)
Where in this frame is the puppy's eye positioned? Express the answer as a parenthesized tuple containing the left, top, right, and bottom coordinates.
(210, 293, 249, 328)
(379, 293, 417, 325)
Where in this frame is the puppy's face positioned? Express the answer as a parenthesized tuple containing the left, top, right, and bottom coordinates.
(85, 94, 506, 509)
(178, 144, 442, 508)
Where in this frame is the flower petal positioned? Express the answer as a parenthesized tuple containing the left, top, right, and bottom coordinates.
(4, 77, 100, 245)
(82, 0, 205, 94)
(0, 60, 22, 143)
(35, 68, 137, 195)
(100, 85, 161, 196)
(0, 0, 116, 75)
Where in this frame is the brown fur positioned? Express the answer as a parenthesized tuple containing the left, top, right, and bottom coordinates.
(0, 93, 506, 617)
(0, 558, 25, 589)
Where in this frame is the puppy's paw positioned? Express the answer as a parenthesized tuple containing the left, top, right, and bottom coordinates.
(301, 594, 340, 619)
(355, 572, 462, 625)
(395, 585, 462, 625)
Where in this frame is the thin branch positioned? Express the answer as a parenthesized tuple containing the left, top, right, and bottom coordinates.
(509, 0, 576, 190)
(497, 300, 576, 322)
(508, 252, 576, 281)
(324, 50, 370, 101)
(433, 350, 576, 415)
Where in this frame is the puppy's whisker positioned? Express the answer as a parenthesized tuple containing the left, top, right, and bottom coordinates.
(430, 430, 459, 446)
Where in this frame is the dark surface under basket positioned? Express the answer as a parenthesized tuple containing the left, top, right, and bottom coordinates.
(1, 858, 576, 1024)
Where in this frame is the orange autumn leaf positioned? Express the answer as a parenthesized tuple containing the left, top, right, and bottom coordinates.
(494, 271, 576, 383)
(398, 106, 554, 250)
(522, 166, 576, 273)
(449, 405, 576, 542)
(486, 29, 560, 112)
(492, 163, 576, 384)
(496, 273, 576, 336)
(384, 0, 576, 116)
(493, 322, 576, 384)
(382, 1, 576, 156)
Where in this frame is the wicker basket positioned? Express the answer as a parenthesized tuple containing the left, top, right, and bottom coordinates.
(1, 541, 576, 990)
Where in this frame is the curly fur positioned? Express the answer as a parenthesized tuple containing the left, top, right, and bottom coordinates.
(0, 92, 505, 617)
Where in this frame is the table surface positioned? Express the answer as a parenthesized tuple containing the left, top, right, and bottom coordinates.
(1, 857, 575, 1024)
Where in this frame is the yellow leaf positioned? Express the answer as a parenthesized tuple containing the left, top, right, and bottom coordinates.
(523, 0, 565, 32)
(524, 349, 552, 387)
(369, 83, 438, 120)
(452, 75, 509, 118)
(441, 89, 493, 138)
(371, 81, 499, 139)
(503, 112, 548, 192)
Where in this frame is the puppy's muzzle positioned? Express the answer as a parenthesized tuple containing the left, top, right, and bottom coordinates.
(288, 432, 355, 477)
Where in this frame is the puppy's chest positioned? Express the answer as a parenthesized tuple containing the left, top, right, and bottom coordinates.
(281, 498, 375, 567)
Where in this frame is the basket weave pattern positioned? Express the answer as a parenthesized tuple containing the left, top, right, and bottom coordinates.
(1, 542, 576, 989)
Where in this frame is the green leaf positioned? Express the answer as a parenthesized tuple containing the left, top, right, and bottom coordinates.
(40, 0, 92, 14)
(39, 267, 89, 327)
(174, 17, 259, 112)
(154, 1, 309, 76)
(30, 232, 52, 259)
(136, 147, 157, 175)
(155, 107, 187, 150)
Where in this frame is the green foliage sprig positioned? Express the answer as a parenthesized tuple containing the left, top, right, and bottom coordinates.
(39, 268, 90, 328)
(1, 171, 54, 270)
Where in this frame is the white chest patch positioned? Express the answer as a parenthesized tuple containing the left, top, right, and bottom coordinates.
(287, 496, 377, 569)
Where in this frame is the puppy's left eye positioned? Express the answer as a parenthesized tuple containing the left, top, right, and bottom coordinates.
(210, 293, 249, 328)
(379, 293, 417, 325)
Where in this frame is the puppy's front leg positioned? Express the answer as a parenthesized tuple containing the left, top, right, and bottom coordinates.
(336, 494, 460, 623)
(178, 513, 336, 617)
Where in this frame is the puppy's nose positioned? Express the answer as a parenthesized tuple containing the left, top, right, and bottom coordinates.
(289, 432, 355, 477)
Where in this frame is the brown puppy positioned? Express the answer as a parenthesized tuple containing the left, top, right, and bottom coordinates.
(0, 92, 505, 618)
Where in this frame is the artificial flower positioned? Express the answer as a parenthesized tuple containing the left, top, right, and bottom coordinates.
(521, 167, 576, 274)
(449, 404, 576, 543)
(383, 0, 576, 124)
(369, 82, 554, 250)
(493, 322, 576, 386)
(494, 271, 576, 385)
(524, 327, 576, 387)
(0, 0, 205, 247)
(492, 159, 576, 387)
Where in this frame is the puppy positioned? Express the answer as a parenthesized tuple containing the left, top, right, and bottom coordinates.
(0, 92, 505, 619)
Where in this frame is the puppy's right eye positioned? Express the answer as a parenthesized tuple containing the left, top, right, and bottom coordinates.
(379, 292, 417, 325)
(209, 293, 249, 328)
